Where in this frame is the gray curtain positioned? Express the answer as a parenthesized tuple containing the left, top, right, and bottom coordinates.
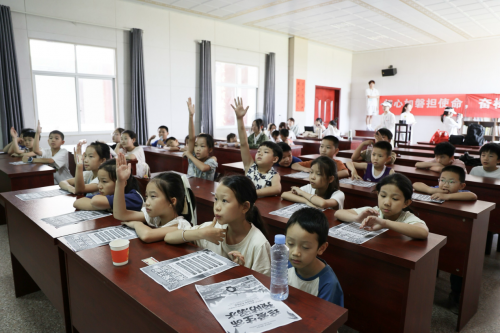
(130, 28, 148, 145)
(0, 5, 24, 145)
(199, 40, 213, 136)
(263, 52, 275, 126)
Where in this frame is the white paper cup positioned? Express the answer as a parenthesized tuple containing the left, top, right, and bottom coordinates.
(109, 239, 130, 266)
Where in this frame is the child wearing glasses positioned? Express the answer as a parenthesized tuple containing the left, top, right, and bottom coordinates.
(413, 164, 476, 315)
(412, 165, 477, 201)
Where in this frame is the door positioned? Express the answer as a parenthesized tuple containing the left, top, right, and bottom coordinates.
(314, 86, 340, 126)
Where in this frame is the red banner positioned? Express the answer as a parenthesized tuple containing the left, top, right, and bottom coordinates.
(296, 79, 305, 112)
(379, 94, 466, 116)
(464, 94, 500, 118)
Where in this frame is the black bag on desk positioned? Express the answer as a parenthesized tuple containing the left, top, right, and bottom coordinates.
(449, 135, 465, 145)
(459, 152, 482, 166)
(464, 123, 485, 146)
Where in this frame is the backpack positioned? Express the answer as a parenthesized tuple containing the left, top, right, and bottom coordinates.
(430, 130, 449, 144)
(449, 135, 465, 145)
(464, 123, 485, 146)
(459, 152, 482, 167)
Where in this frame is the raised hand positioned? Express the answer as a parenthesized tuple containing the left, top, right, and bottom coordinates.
(10, 127, 18, 139)
(187, 97, 195, 116)
(230, 97, 249, 119)
(202, 218, 227, 245)
(149, 134, 156, 141)
(116, 152, 131, 182)
(360, 215, 387, 231)
(228, 251, 245, 266)
(36, 120, 42, 133)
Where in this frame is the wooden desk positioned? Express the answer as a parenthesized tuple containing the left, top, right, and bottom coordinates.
(294, 139, 361, 155)
(401, 143, 479, 154)
(58, 239, 348, 333)
(191, 184, 445, 332)
(356, 130, 375, 137)
(393, 147, 476, 159)
(417, 141, 482, 150)
(0, 157, 56, 224)
(1, 186, 124, 332)
(144, 146, 188, 174)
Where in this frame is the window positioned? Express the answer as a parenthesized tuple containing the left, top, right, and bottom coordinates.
(215, 62, 258, 128)
(30, 39, 116, 133)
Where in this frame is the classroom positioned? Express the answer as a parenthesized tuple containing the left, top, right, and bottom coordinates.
(0, 0, 499, 332)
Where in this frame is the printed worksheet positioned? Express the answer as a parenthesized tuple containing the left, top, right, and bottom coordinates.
(412, 193, 445, 204)
(196, 275, 301, 333)
(141, 249, 238, 292)
(329, 222, 388, 244)
(58, 225, 138, 252)
(269, 203, 324, 218)
(339, 178, 376, 188)
(283, 172, 310, 179)
(16, 189, 71, 201)
(42, 210, 112, 228)
(9, 161, 29, 165)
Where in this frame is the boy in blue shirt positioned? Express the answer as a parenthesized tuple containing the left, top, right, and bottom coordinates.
(146, 125, 169, 147)
(285, 207, 344, 307)
(274, 142, 301, 168)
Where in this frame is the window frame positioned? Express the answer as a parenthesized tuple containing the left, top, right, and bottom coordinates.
(29, 38, 118, 135)
(214, 61, 259, 130)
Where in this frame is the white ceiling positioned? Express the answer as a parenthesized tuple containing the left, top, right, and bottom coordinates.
(136, 0, 500, 51)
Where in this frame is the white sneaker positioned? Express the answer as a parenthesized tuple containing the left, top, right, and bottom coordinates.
(366, 125, 371, 130)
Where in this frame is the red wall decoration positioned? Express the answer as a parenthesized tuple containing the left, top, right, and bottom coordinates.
(296, 79, 305, 112)
(465, 94, 500, 118)
(378, 94, 466, 115)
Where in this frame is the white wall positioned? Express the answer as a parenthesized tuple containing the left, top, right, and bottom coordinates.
(350, 39, 500, 142)
(2, 0, 289, 145)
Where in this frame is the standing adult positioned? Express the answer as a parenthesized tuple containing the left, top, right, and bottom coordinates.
(441, 107, 462, 136)
(366, 80, 379, 131)
(375, 101, 395, 143)
(400, 103, 417, 143)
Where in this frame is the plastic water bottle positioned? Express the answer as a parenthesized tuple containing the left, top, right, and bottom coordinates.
(157, 136, 163, 148)
(270, 234, 289, 301)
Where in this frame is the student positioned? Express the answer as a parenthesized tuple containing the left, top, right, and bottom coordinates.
(351, 128, 396, 165)
(280, 128, 294, 145)
(113, 154, 195, 243)
(247, 118, 269, 149)
(233, 97, 282, 197)
(415, 141, 466, 173)
(115, 130, 145, 162)
(323, 120, 340, 137)
(73, 157, 143, 211)
(59, 141, 110, 195)
(291, 135, 349, 179)
(441, 107, 462, 136)
(22, 121, 72, 184)
(375, 101, 395, 140)
(227, 133, 237, 143)
(3, 127, 33, 153)
(279, 122, 297, 140)
(110, 128, 125, 151)
(287, 118, 300, 137)
(164, 175, 271, 276)
(9, 128, 37, 157)
(470, 143, 500, 178)
(146, 125, 169, 147)
(271, 130, 280, 143)
(275, 142, 301, 168)
(304, 118, 326, 138)
(184, 98, 218, 181)
(347, 141, 394, 183)
(335, 173, 429, 239)
(282, 156, 345, 209)
(265, 123, 276, 137)
(413, 165, 477, 201)
(286, 208, 344, 306)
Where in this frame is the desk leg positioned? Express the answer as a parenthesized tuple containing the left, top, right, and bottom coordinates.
(11, 253, 40, 297)
(59, 248, 73, 333)
(457, 212, 490, 332)
(0, 204, 5, 225)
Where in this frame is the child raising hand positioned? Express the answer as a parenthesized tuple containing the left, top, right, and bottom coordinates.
(232, 97, 282, 197)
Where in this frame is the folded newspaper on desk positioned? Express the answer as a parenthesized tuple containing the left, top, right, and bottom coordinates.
(411, 193, 444, 204)
(283, 172, 309, 179)
(269, 203, 324, 218)
(329, 222, 388, 245)
(196, 275, 301, 333)
(339, 178, 376, 188)
(58, 225, 138, 252)
(16, 189, 70, 201)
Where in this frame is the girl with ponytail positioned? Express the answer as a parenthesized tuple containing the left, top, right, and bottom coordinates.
(113, 153, 196, 243)
(165, 175, 271, 276)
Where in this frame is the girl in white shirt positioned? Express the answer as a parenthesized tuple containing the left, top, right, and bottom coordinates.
(334, 174, 429, 239)
(59, 141, 111, 195)
(323, 120, 341, 138)
(165, 175, 272, 276)
(400, 103, 416, 143)
(282, 156, 345, 209)
(114, 156, 196, 243)
(441, 107, 462, 136)
(115, 130, 146, 163)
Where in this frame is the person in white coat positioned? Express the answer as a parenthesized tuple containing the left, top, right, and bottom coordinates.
(375, 101, 395, 143)
(366, 80, 379, 130)
(441, 107, 462, 136)
(400, 103, 416, 143)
